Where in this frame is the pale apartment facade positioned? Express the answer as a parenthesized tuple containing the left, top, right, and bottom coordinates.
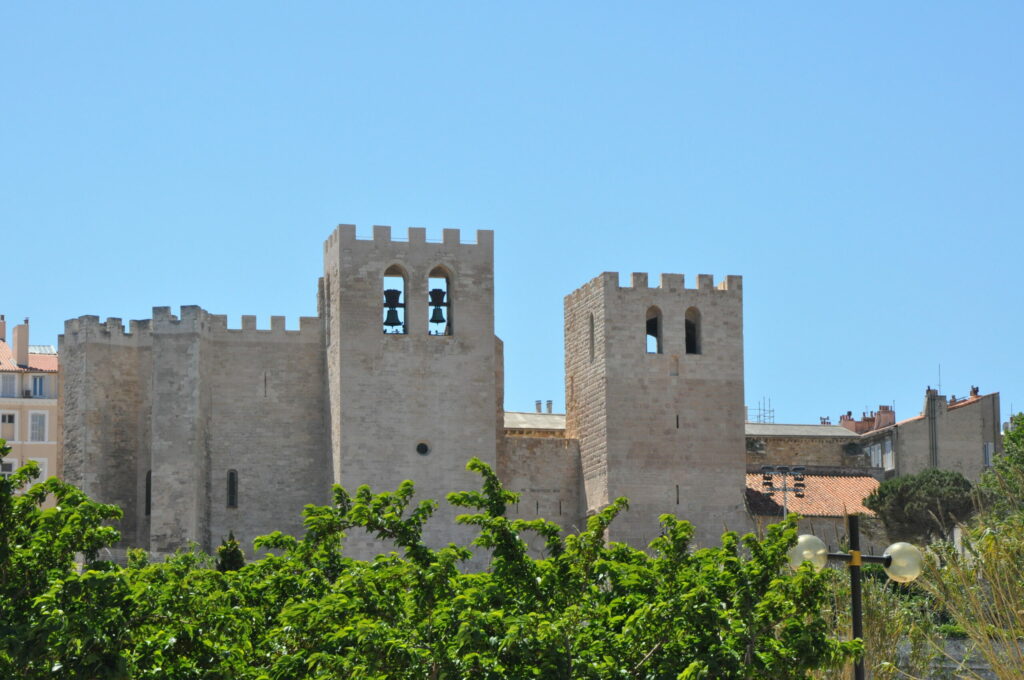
(0, 315, 59, 483)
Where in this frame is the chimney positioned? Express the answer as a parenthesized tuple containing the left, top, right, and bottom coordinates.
(535, 400, 542, 413)
(12, 318, 29, 368)
(0, 314, 5, 342)
(546, 400, 553, 414)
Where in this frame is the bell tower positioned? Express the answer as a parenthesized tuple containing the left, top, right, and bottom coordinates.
(564, 271, 749, 548)
(321, 225, 499, 559)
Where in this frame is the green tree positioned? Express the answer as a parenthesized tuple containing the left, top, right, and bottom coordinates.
(864, 468, 974, 543)
(215, 531, 245, 572)
(0, 448, 861, 679)
(978, 412, 1024, 517)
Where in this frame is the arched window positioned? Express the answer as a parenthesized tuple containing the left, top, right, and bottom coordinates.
(646, 306, 662, 354)
(145, 470, 151, 516)
(685, 307, 701, 355)
(428, 266, 452, 335)
(227, 469, 239, 508)
(382, 265, 408, 334)
(588, 313, 595, 362)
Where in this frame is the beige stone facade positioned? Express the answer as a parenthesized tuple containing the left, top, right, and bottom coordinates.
(0, 316, 59, 490)
(58, 224, 1005, 560)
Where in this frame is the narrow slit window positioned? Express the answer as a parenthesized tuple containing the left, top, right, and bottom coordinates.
(227, 469, 239, 508)
(382, 265, 408, 334)
(646, 306, 662, 354)
(428, 266, 451, 335)
(588, 313, 595, 362)
(685, 307, 701, 355)
(145, 470, 151, 516)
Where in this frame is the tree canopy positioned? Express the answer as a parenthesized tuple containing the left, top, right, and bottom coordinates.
(1, 440, 859, 679)
(864, 467, 974, 543)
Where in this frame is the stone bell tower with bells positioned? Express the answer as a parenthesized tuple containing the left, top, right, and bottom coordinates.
(320, 225, 499, 560)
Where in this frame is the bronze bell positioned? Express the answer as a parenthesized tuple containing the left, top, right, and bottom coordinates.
(383, 309, 402, 327)
(429, 306, 446, 324)
(383, 289, 403, 307)
(428, 288, 446, 306)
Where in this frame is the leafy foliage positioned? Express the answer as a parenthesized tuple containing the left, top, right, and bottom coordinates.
(978, 412, 1024, 518)
(0, 445, 859, 679)
(864, 468, 974, 543)
(215, 531, 245, 572)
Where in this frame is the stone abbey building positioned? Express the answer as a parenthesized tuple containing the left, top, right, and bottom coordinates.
(60, 224, 750, 558)
(60, 224, 1002, 559)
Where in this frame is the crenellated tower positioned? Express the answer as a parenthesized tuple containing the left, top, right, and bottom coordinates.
(564, 271, 749, 548)
(321, 225, 500, 560)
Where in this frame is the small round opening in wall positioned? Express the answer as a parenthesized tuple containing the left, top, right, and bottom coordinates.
(416, 442, 430, 456)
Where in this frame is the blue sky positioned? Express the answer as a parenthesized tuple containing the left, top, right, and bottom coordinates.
(2, 3, 1021, 425)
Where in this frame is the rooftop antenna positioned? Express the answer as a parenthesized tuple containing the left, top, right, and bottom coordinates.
(751, 396, 775, 424)
(938, 363, 942, 394)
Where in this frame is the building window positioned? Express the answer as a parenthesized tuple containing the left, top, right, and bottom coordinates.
(867, 442, 883, 468)
(0, 413, 15, 442)
(428, 266, 452, 335)
(0, 458, 16, 480)
(227, 469, 239, 508)
(382, 265, 408, 334)
(145, 470, 151, 516)
(31, 376, 45, 397)
(27, 457, 48, 480)
(588, 313, 595, 362)
(685, 307, 702, 355)
(883, 439, 894, 471)
(29, 413, 46, 442)
(0, 375, 14, 398)
(984, 442, 996, 468)
(646, 306, 662, 354)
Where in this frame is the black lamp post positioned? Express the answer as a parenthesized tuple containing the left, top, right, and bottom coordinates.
(787, 514, 923, 680)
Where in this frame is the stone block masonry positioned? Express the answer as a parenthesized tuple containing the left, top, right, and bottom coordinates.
(61, 223, 751, 562)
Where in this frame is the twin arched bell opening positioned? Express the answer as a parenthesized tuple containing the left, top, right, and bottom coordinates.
(383, 288, 406, 333)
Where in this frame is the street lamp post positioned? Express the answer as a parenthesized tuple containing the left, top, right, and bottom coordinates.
(788, 514, 924, 680)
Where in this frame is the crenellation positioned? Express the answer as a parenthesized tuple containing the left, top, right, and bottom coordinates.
(241, 315, 257, 331)
(442, 228, 460, 245)
(270, 316, 286, 332)
(152, 307, 175, 322)
(373, 225, 392, 241)
(409, 227, 427, 243)
(697, 274, 714, 290)
(631, 272, 649, 288)
(660, 273, 684, 290)
(720, 275, 742, 292)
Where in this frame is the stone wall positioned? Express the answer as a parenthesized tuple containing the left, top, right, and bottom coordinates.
(322, 225, 499, 562)
(499, 435, 583, 554)
(566, 272, 750, 549)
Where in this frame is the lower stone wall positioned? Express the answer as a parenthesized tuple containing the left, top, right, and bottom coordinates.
(498, 435, 583, 556)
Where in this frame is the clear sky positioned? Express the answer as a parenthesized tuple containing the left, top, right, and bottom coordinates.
(2, 4, 1021, 426)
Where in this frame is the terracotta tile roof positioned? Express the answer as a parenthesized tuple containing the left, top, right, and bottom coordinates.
(0, 341, 59, 373)
(745, 473, 878, 518)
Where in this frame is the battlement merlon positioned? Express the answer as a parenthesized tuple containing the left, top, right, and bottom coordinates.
(570, 272, 743, 295)
(61, 314, 154, 347)
(322, 223, 494, 252)
(61, 308, 321, 343)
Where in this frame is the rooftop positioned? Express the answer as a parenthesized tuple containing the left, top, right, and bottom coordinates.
(504, 412, 566, 431)
(0, 341, 59, 373)
(744, 422, 861, 439)
(745, 473, 878, 518)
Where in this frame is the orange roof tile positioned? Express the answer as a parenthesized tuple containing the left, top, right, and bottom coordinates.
(745, 473, 878, 518)
(0, 341, 59, 373)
